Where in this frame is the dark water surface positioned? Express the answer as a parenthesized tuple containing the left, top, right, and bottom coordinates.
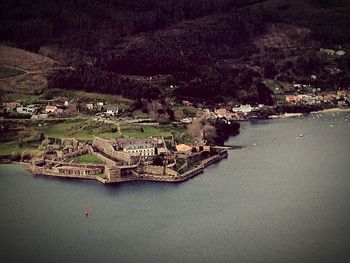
(1, 112, 350, 263)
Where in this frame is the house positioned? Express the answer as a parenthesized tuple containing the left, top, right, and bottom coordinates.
(64, 101, 69, 106)
(45, 105, 58, 113)
(182, 100, 193, 107)
(105, 105, 119, 116)
(336, 50, 346, 56)
(285, 95, 300, 104)
(16, 105, 40, 115)
(337, 90, 348, 98)
(232, 104, 253, 113)
(86, 103, 94, 110)
(123, 143, 155, 157)
(97, 102, 104, 106)
(215, 108, 245, 120)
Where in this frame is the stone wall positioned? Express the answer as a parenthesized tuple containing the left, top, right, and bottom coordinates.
(143, 165, 178, 177)
(92, 137, 133, 164)
(63, 147, 90, 159)
(90, 150, 116, 166)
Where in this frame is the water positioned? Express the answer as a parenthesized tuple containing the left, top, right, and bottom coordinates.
(1, 112, 350, 263)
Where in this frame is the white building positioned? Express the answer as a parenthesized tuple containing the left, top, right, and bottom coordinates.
(105, 106, 119, 116)
(123, 143, 155, 157)
(17, 105, 40, 115)
(232, 104, 253, 113)
(86, 103, 94, 110)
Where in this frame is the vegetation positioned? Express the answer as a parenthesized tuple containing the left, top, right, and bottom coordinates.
(1, 0, 349, 104)
(0, 66, 25, 79)
(0, 141, 39, 156)
(121, 123, 187, 138)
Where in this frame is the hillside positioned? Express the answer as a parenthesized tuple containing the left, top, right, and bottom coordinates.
(0, 45, 58, 101)
(1, 0, 350, 104)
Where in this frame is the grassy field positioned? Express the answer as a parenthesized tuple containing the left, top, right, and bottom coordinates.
(33, 118, 119, 140)
(68, 154, 104, 164)
(0, 118, 191, 157)
(42, 89, 133, 106)
(121, 123, 187, 138)
(1, 93, 41, 103)
(0, 141, 39, 156)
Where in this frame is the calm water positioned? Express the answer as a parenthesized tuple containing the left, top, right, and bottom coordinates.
(1, 112, 350, 263)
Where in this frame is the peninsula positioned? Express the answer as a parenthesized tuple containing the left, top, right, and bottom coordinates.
(29, 137, 228, 184)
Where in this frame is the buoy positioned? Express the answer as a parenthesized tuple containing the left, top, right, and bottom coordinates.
(84, 208, 89, 217)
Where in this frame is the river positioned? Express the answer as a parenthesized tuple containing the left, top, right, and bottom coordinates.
(1, 112, 350, 263)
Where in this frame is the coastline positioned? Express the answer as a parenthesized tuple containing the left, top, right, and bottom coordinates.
(5, 149, 228, 185)
(268, 107, 350, 119)
(311, 107, 350, 114)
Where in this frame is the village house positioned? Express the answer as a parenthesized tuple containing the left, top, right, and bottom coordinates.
(97, 102, 104, 106)
(336, 90, 348, 98)
(232, 104, 253, 114)
(16, 104, 40, 115)
(215, 108, 245, 120)
(105, 105, 119, 116)
(86, 103, 94, 110)
(45, 105, 58, 113)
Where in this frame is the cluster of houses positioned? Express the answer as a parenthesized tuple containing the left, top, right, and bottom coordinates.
(1, 100, 77, 119)
(1, 99, 123, 119)
(285, 90, 349, 106)
(214, 104, 264, 120)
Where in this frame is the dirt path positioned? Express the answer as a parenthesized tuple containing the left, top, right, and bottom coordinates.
(0, 64, 42, 81)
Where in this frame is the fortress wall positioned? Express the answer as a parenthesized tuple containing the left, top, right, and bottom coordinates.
(92, 137, 132, 163)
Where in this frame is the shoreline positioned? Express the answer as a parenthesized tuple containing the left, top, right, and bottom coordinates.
(311, 107, 350, 114)
(4, 150, 228, 185)
(268, 107, 350, 119)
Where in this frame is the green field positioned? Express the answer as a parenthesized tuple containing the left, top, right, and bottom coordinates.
(1, 93, 41, 103)
(0, 117, 191, 157)
(68, 154, 104, 164)
(33, 118, 119, 140)
(121, 123, 187, 138)
(0, 141, 39, 156)
(42, 89, 133, 106)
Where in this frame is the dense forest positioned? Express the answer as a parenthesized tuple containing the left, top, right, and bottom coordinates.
(1, 0, 350, 103)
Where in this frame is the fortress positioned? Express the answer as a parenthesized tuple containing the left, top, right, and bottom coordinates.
(29, 137, 228, 184)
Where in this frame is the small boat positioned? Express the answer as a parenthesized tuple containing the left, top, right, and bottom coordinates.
(84, 208, 89, 217)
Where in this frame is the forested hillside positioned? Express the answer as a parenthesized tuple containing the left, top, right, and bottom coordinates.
(1, 0, 350, 103)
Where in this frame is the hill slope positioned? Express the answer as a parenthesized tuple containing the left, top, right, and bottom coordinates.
(1, 0, 350, 104)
